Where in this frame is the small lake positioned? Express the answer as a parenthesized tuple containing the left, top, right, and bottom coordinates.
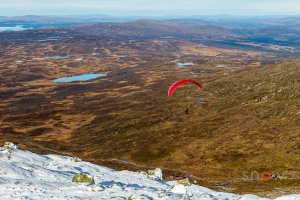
(37, 39, 59, 42)
(53, 74, 107, 83)
(47, 56, 70, 59)
(216, 64, 228, 68)
(91, 53, 101, 56)
(176, 62, 194, 67)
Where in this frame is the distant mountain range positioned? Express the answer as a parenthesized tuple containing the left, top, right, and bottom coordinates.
(71, 20, 239, 40)
(1, 18, 300, 54)
(0, 15, 300, 31)
(0, 15, 135, 31)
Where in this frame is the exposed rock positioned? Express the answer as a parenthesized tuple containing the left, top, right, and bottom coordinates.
(4, 142, 18, 151)
(147, 168, 163, 181)
(72, 173, 94, 185)
(178, 178, 191, 186)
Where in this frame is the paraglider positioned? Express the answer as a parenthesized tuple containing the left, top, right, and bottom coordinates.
(168, 80, 204, 97)
(168, 80, 205, 114)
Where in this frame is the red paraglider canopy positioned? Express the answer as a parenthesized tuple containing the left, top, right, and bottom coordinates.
(168, 80, 204, 97)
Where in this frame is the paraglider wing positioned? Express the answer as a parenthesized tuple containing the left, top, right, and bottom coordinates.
(168, 80, 204, 97)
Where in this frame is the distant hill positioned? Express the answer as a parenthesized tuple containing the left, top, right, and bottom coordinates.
(71, 19, 240, 40)
(0, 15, 131, 23)
(1, 15, 300, 30)
(269, 17, 300, 28)
(0, 15, 135, 30)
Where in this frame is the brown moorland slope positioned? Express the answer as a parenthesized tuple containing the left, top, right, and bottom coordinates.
(2, 58, 297, 196)
(0, 21, 299, 197)
(70, 60, 300, 196)
(70, 60, 299, 169)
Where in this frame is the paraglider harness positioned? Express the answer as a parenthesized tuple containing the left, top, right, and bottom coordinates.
(185, 107, 189, 114)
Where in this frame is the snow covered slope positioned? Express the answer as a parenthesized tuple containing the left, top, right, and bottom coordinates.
(0, 143, 299, 200)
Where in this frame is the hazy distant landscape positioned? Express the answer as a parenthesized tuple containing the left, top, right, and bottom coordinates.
(0, 14, 299, 198)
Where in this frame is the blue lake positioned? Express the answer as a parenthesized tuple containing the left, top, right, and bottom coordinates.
(54, 74, 107, 83)
(91, 53, 101, 56)
(176, 62, 194, 67)
(47, 56, 70, 59)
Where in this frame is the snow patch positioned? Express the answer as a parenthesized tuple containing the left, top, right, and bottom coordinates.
(0, 143, 299, 200)
(0, 26, 29, 32)
(170, 183, 186, 194)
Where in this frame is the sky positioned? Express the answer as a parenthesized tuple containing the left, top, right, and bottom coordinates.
(0, 0, 300, 16)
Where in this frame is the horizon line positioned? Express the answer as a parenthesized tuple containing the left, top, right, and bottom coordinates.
(1, 13, 300, 18)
